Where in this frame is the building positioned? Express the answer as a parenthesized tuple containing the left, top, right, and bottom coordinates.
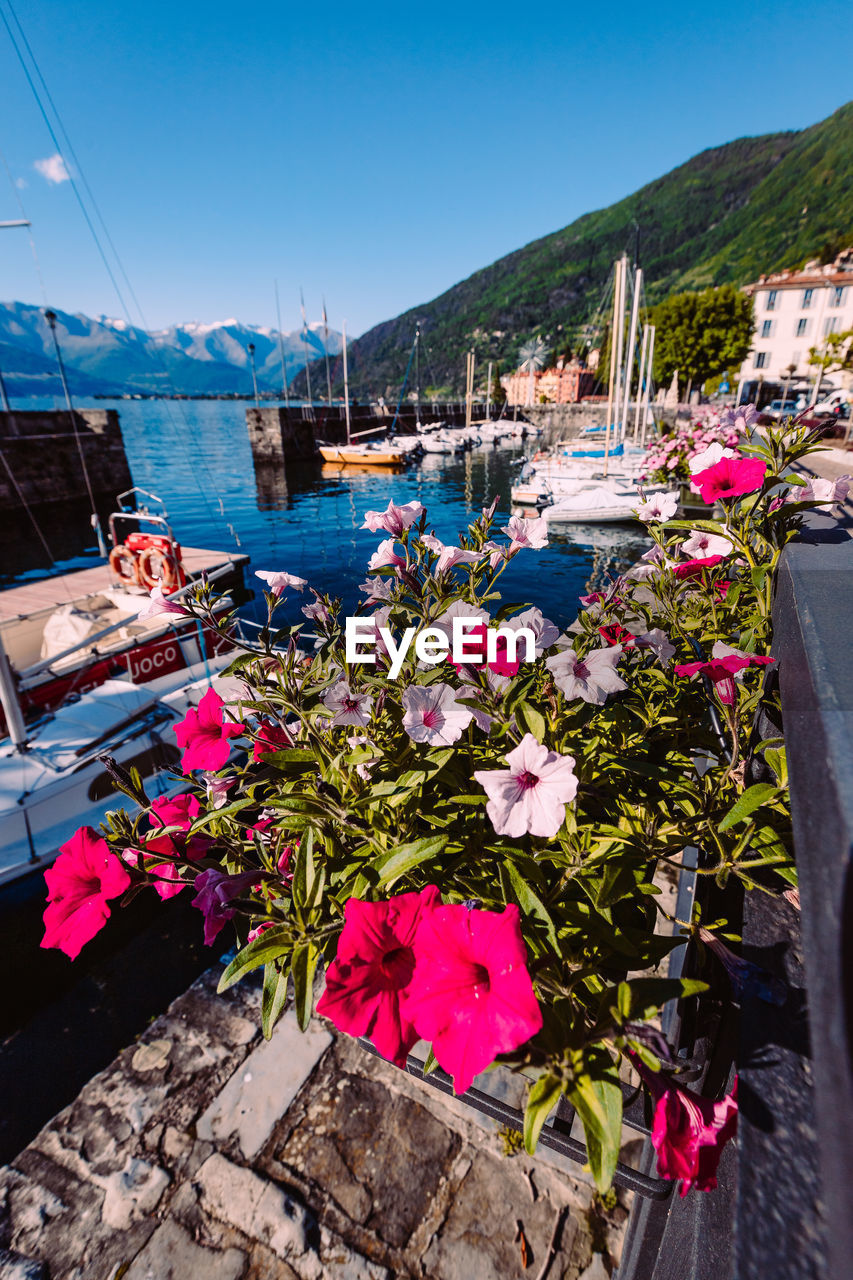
(738, 249, 853, 397)
(502, 359, 596, 407)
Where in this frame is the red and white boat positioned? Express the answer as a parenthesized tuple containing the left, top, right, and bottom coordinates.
(0, 488, 249, 734)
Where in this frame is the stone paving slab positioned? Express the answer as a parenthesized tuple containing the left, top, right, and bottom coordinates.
(0, 966, 628, 1280)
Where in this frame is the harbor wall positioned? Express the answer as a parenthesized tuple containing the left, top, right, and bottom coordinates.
(0, 409, 133, 576)
(246, 401, 505, 461)
(523, 402, 681, 436)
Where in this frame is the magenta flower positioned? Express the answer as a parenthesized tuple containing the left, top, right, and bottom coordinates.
(671, 555, 724, 581)
(367, 539, 406, 571)
(692, 457, 767, 503)
(323, 680, 374, 727)
(474, 733, 577, 838)
(316, 886, 441, 1066)
(500, 514, 549, 550)
(192, 868, 260, 946)
(401, 682, 473, 745)
(406, 902, 543, 1094)
(674, 650, 774, 706)
(361, 500, 425, 535)
(174, 688, 244, 773)
(545, 645, 627, 705)
(252, 721, 293, 761)
(42, 826, 131, 960)
(643, 1065, 739, 1196)
(150, 792, 200, 830)
(255, 569, 307, 595)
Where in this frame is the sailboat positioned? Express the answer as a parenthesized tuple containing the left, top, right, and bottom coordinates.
(317, 320, 407, 465)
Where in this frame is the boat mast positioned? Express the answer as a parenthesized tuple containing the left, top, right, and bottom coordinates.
(342, 320, 351, 446)
(623, 266, 642, 441)
(415, 323, 421, 424)
(610, 255, 628, 461)
(633, 323, 650, 440)
(299, 289, 313, 409)
(640, 324, 656, 446)
(274, 280, 290, 408)
(603, 257, 622, 477)
(486, 360, 493, 420)
(322, 297, 333, 405)
(0, 632, 28, 753)
(465, 350, 475, 433)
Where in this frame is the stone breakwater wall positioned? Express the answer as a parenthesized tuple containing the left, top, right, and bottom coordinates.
(246, 403, 501, 461)
(0, 965, 627, 1280)
(0, 410, 132, 575)
(523, 403, 681, 437)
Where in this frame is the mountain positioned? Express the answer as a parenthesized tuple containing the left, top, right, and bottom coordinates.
(294, 100, 853, 398)
(0, 303, 343, 398)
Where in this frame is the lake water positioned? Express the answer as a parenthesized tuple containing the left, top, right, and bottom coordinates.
(6, 398, 651, 631)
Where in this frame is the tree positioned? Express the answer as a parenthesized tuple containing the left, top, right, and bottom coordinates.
(490, 364, 506, 405)
(649, 285, 754, 399)
(518, 337, 548, 406)
(807, 328, 853, 403)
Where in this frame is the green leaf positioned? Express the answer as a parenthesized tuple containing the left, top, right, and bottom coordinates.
(515, 701, 546, 742)
(292, 828, 320, 910)
(218, 925, 293, 991)
(568, 1068, 623, 1192)
(524, 1073, 563, 1154)
(662, 518, 727, 535)
(618, 976, 708, 1021)
(261, 962, 289, 1039)
(503, 858, 559, 951)
(718, 782, 779, 831)
(422, 1046, 439, 1076)
(375, 834, 448, 886)
(291, 940, 319, 1031)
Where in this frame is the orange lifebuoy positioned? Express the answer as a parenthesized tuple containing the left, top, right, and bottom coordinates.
(109, 544, 141, 585)
(137, 545, 180, 592)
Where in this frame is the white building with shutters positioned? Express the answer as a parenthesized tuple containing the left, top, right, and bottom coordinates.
(738, 249, 853, 392)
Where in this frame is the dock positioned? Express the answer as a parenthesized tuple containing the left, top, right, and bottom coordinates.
(0, 547, 250, 623)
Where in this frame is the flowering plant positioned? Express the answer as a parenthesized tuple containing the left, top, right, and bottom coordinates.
(639, 405, 748, 486)
(43, 423, 839, 1194)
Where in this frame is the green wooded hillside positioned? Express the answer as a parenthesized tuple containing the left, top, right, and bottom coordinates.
(297, 100, 853, 398)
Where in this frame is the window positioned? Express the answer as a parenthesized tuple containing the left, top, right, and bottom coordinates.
(761, 319, 775, 338)
(795, 318, 810, 338)
(766, 290, 778, 311)
(754, 351, 769, 369)
(801, 288, 814, 309)
(830, 286, 847, 308)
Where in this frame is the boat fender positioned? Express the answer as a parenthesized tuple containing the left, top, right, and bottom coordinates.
(109, 544, 141, 585)
(138, 545, 180, 591)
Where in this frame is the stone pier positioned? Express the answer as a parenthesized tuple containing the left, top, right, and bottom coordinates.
(0, 966, 628, 1280)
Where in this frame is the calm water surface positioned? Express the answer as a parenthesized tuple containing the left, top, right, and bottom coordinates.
(8, 398, 651, 631)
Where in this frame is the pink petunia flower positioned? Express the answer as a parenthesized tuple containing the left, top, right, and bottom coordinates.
(692, 457, 767, 504)
(302, 596, 331, 624)
(358, 575, 394, 603)
(482, 539, 512, 569)
(192, 868, 260, 946)
(174, 688, 244, 773)
(42, 826, 131, 959)
(447, 622, 523, 678)
(635, 492, 678, 523)
(361, 500, 425, 535)
(247, 920, 276, 943)
(137, 582, 189, 620)
(150, 792, 200, 830)
(202, 772, 236, 809)
(323, 680, 374, 727)
(474, 733, 577, 838)
(796, 475, 851, 507)
(367, 539, 406, 571)
(255, 569, 308, 596)
(632, 628, 676, 667)
(674, 647, 774, 706)
(504, 607, 559, 654)
(422, 535, 485, 574)
(681, 530, 733, 558)
(129, 830, 204, 901)
(406, 902, 543, 1094)
(688, 442, 737, 475)
(316, 886, 441, 1066)
(500, 514, 549, 550)
(545, 645, 627, 705)
(252, 722, 293, 761)
(401, 682, 473, 745)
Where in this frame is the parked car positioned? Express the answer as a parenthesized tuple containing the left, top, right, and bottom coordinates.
(764, 399, 801, 420)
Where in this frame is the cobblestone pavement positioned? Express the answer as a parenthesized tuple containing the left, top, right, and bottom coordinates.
(0, 967, 629, 1280)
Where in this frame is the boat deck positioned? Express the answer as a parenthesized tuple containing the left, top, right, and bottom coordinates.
(0, 547, 250, 623)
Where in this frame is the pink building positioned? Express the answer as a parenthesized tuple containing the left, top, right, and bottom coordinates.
(502, 360, 596, 406)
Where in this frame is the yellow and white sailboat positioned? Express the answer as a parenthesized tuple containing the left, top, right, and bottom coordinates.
(316, 321, 406, 466)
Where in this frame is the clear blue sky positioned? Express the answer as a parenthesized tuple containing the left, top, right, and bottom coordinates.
(0, 0, 850, 337)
